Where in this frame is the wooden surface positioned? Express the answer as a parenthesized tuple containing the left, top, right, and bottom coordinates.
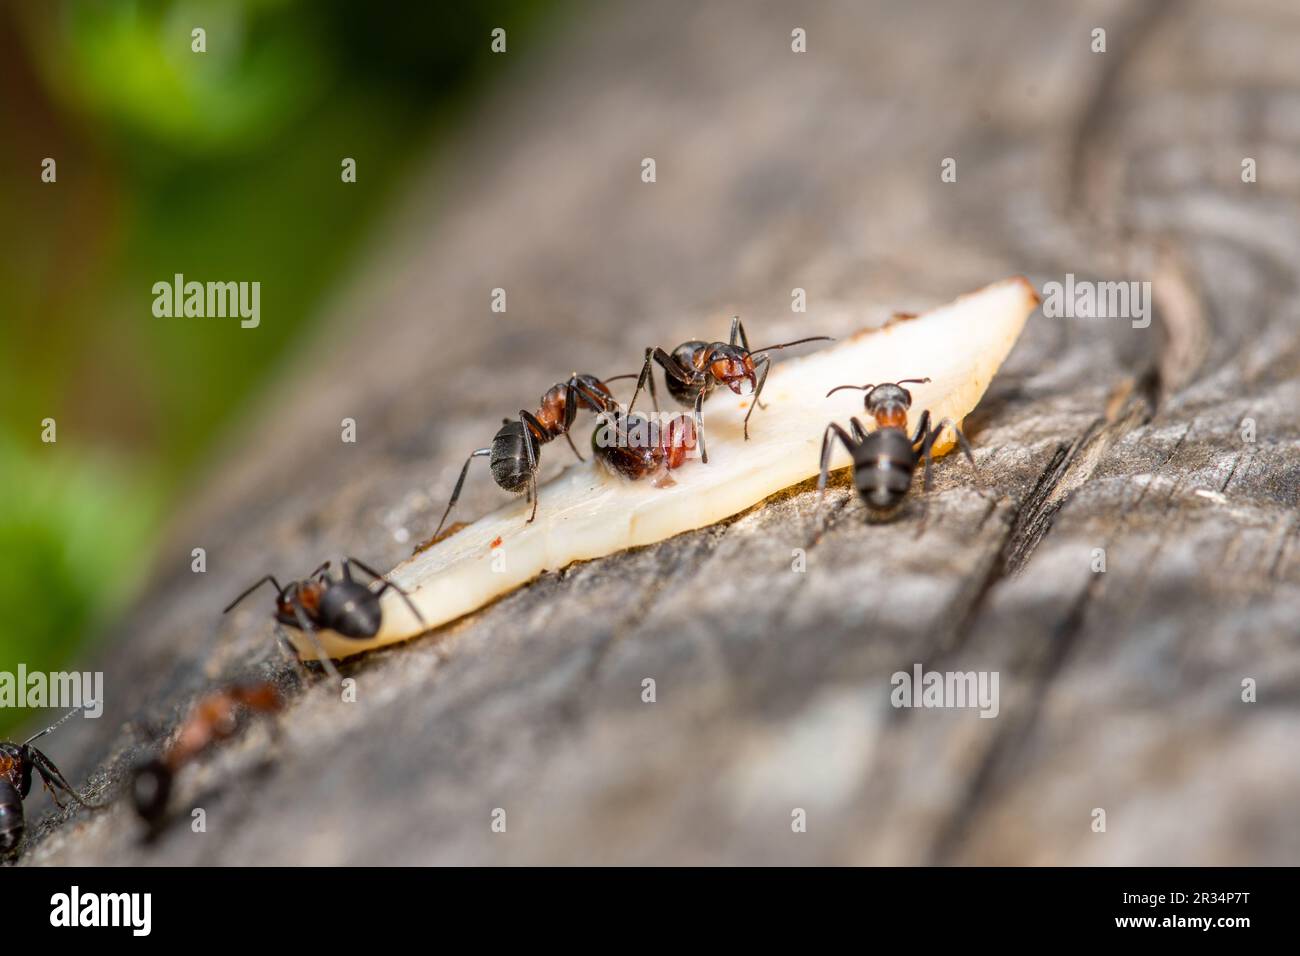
(22, 0, 1300, 865)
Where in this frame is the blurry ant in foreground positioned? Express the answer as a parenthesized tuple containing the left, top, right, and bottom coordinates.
(428, 372, 636, 541)
(1, 707, 100, 857)
(813, 377, 975, 527)
(591, 409, 698, 487)
(131, 682, 282, 830)
(628, 318, 831, 463)
(224, 558, 423, 683)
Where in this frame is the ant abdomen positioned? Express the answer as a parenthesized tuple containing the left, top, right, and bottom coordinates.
(317, 581, 384, 638)
(854, 430, 916, 511)
(489, 420, 537, 492)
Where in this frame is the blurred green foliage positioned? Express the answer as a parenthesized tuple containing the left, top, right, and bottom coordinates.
(0, 0, 549, 733)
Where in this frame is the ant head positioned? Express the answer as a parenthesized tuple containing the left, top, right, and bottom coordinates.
(864, 382, 914, 413)
(317, 578, 384, 639)
(708, 345, 758, 395)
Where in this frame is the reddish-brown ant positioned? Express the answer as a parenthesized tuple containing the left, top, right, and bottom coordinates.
(224, 557, 423, 682)
(591, 409, 698, 487)
(130, 682, 283, 828)
(815, 377, 974, 521)
(430, 372, 635, 538)
(628, 318, 831, 463)
(1, 707, 100, 857)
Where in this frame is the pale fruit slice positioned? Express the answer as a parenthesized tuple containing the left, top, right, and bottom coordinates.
(292, 276, 1038, 661)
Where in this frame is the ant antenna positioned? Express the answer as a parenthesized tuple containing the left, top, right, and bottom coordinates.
(825, 376, 931, 398)
(826, 383, 873, 397)
(24, 706, 85, 745)
(749, 335, 834, 355)
(223, 575, 284, 614)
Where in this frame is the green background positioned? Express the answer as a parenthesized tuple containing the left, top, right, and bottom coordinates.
(0, 0, 549, 734)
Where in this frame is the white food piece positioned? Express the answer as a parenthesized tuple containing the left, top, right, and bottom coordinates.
(293, 276, 1038, 660)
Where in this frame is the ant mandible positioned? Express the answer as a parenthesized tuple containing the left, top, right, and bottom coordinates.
(430, 371, 635, 539)
(131, 682, 282, 829)
(814, 377, 975, 521)
(591, 409, 698, 487)
(224, 557, 424, 683)
(628, 317, 831, 464)
(1, 707, 99, 857)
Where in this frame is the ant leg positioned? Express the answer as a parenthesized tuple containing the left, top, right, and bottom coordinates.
(433, 448, 491, 539)
(919, 423, 944, 493)
(849, 416, 870, 442)
(741, 356, 772, 440)
(629, 348, 660, 414)
(223, 575, 284, 615)
(812, 423, 857, 542)
(287, 591, 342, 684)
(919, 417, 974, 494)
(653, 349, 699, 391)
(815, 423, 856, 508)
(346, 557, 426, 628)
(30, 748, 98, 809)
(519, 410, 549, 446)
(518, 410, 543, 523)
(563, 429, 584, 461)
(734, 316, 752, 352)
(933, 417, 976, 465)
(692, 389, 709, 464)
(732, 318, 771, 408)
(273, 623, 311, 679)
(559, 378, 585, 462)
(909, 409, 932, 450)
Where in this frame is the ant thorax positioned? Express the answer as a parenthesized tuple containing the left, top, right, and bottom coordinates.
(535, 385, 569, 435)
(293, 581, 325, 614)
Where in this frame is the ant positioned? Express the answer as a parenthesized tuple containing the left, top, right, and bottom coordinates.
(430, 372, 635, 539)
(224, 558, 424, 683)
(1, 707, 100, 857)
(814, 377, 975, 523)
(131, 682, 282, 829)
(591, 409, 698, 487)
(628, 317, 831, 464)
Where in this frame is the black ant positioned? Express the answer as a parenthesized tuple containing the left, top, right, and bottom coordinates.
(1, 707, 99, 857)
(131, 682, 282, 829)
(814, 377, 975, 522)
(628, 317, 831, 463)
(224, 558, 424, 683)
(591, 409, 698, 487)
(429, 372, 635, 540)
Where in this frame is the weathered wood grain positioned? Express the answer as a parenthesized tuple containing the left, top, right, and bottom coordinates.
(20, 0, 1300, 865)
